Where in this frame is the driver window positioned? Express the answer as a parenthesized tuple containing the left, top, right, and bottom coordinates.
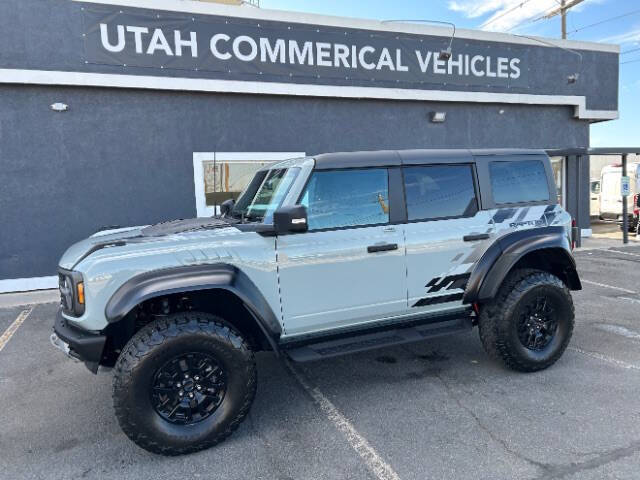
(301, 169, 390, 230)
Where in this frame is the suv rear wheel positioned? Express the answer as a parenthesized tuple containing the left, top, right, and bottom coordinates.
(478, 269, 574, 372)
(112, 312, 257, 455)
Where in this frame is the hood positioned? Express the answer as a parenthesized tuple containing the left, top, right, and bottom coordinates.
(58, 218, 236, 270)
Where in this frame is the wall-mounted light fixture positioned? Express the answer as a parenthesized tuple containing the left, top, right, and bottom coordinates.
(50, 102, 69, 112)
(438, 47, 452, 61)
(567, 73, 579, 84)
(430, 111, 447, 123)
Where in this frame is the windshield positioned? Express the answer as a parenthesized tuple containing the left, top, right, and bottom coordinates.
(230, 167, 299, 223)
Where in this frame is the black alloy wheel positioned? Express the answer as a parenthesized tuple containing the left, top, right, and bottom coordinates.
(478, 269, 574, 372)
(151, 352, 227, 425)
(516, 296, 559, 351)
(113, 312, 257, 455)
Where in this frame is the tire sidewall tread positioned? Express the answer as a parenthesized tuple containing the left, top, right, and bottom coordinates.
(112, 312, 257, 455)
(479, 268, 575, 373)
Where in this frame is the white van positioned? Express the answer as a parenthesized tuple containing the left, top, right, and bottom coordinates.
(599, 163, 640, 229)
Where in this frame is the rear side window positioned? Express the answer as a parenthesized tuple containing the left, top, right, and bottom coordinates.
(490, 160, 550, 204)
(300, 168, 390, 230)
(403, 165, 478, 221)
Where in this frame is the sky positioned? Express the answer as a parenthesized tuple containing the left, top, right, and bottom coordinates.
(260, 0, 639, 147)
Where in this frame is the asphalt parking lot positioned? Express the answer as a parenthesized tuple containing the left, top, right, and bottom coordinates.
(1, 245, 640, 480)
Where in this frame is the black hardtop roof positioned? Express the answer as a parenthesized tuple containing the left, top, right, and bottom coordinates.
(313, 148, 547, 170)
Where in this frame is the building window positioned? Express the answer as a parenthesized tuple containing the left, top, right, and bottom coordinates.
(192, 152, 305, 217)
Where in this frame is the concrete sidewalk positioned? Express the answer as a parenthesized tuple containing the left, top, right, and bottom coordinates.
(0, 289, 59, 308)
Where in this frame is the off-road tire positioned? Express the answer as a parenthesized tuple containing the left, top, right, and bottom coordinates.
(112, 312, 257, 455)
(478, 268, 574, 372)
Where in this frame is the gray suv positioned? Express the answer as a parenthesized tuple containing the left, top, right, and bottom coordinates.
(51, 149, 581, 455)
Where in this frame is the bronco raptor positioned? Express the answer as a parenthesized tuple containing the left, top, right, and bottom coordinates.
(52, 149, 581, 455)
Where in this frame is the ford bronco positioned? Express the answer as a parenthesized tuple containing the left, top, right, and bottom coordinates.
(51, 149, 581, 455)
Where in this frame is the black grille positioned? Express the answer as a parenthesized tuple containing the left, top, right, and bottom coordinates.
(59, 273, 73, 314)
(58, 268, 84, 316)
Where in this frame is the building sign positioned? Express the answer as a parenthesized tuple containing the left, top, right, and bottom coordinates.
(82, 5, 529, 88)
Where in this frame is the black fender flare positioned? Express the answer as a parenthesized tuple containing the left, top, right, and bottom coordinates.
(104, 263, 282, 354)
(463, 226, 582, 304)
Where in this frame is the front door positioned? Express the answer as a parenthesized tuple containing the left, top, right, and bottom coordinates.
(277, 167, 406, 337)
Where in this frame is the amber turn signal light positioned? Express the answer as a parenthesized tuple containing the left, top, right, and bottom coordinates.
(77, 282, 85, 304)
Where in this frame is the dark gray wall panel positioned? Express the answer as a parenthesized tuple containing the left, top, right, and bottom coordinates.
(0, 84, 588, 279)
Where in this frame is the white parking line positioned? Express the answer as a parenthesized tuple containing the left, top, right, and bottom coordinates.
(284, 359, 401, 480)
(609, 249, 640, 258)
(569, 347, 640, 371)
(581, 279, 636, 294)
(0, 307, 34, 353)
(619, 297, 640, 305)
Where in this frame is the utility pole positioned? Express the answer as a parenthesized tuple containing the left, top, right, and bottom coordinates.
(541, 0, 586, 38)
(561, 0, 566, 39)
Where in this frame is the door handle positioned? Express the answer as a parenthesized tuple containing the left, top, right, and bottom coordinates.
(463, 233, 490, 242)
(367, 243, 398, 253)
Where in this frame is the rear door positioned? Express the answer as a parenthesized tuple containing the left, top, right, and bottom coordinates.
(277, 167, 407, 337)
(601, 168, 622, 216)
(402, 161, 492, 313)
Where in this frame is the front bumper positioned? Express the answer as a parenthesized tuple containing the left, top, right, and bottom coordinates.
(52, 309, 106, 373)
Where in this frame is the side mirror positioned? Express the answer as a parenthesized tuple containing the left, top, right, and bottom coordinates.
(273, 205, 308, 234)
(220, 198, 235, 217)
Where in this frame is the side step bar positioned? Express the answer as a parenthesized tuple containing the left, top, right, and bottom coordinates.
(284, 317, 472, 362)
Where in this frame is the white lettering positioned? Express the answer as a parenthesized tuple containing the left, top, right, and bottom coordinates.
(415, 50, 433, 73)
(376, 48, 395, 71)
(396, 49, 408, 72)
(485, 56, 497, 77)
(260, 37, 286, 63)
(471, 55, 485, 76)
(126, 26, 148, 54)
(433, 55, 446, 74)
(174, 30, 198, 57)
(232, 35, 257, 62)
(448, 54, 463, 75)
(334, 44, 350, 68)
(510, 58, 521, 79)
(497, 57, 509, 78)
(210, 33, 231, 60)
(289, 40, 314, 65)
(100, 23, 125, 53)
(359, 46, 376, 70)
(316, 42, 332, 67)
(146, 28, 173, 56)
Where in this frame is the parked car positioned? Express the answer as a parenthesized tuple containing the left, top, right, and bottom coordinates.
(590, 178, 600, 218)
(51, 149, 581, 455)
(600, 162, 640, 231)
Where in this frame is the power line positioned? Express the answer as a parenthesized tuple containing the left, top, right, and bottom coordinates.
(507, 9, 552, 32)
(621, 47, 640, 56)
(481, 0, 535, 28)
(620, 57, 640, 65)
(566, 8, 640, 35)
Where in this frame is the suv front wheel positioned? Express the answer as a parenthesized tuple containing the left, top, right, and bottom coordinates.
(478, 269, 574, 372)
(112, 312, 257, 455)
